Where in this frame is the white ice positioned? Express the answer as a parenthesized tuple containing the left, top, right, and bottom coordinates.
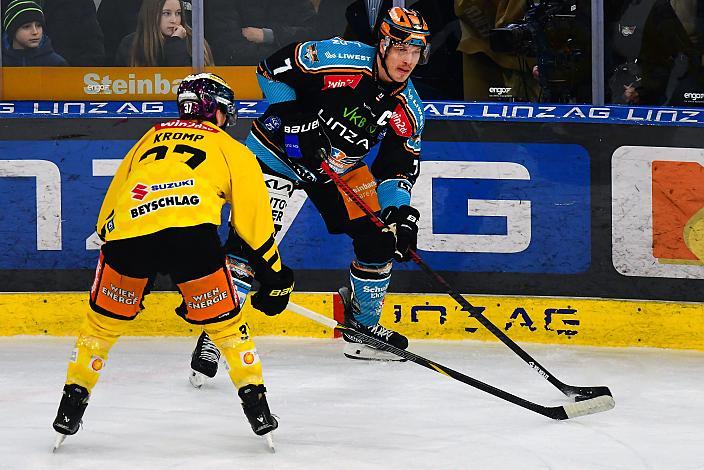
(0, 336, 702, 470)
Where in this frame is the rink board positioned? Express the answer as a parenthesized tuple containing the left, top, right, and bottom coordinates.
(1, 291, 701, 350)
(2, 104, 704, 304)
(1, 101, 704, 351)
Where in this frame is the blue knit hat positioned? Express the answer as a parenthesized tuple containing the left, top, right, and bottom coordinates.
(3, 0, 45, 39)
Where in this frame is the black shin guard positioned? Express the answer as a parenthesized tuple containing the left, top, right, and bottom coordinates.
(53, 384, 90, 436)
(239, 384, 278, 436)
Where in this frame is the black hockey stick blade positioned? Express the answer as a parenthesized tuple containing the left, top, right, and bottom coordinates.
(286, 302, 615, 420)
(320, 161, 613, 401)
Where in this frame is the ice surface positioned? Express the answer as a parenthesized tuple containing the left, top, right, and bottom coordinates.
(0, 336, 702, 470)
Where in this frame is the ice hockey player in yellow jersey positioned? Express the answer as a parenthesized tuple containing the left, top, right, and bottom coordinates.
(51, 73, 293, 452)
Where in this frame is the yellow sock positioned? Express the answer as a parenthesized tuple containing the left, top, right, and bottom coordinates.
(204, 314, 263, 389)
(65, 310, 130, 392)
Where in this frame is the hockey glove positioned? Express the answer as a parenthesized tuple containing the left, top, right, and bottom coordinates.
(250, 265, 294, 316)
(282, 111, 330, 161)
(380, 205, 420, 262)
(263, 102, 332, 184)
(285, 114, 332, 184)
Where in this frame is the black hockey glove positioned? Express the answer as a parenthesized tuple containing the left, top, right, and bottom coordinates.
(250, 265, 294, 316)
(380, 205, 420, 262)
(282, 111, 330, 160)
(261, 101, 332, 184)
(284, 113, 332, 184)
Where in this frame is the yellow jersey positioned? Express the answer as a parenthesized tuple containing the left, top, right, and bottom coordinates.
(97, 119, 281, 272)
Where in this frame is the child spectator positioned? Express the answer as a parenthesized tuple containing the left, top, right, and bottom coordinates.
(1, 0, 68, 66)
(114, 0, 211, 66)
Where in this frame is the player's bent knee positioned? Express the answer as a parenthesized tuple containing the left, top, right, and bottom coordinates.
(89, 252, 148, 320)
(352, 231, 396, 265)
(204, 317, 263, 388)
(176, 267, 240, 324)
(350, 260, 392, 279)
(83, 309, 132, 339)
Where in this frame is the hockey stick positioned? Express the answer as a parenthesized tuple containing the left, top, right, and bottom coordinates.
(286, 302, 615, 420)
(320, 161, 611, 401)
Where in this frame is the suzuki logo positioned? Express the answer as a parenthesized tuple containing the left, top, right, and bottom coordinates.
(131, 183, 149, 200)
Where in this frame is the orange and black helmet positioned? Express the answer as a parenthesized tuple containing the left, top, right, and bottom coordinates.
(378, 7, 430, 63)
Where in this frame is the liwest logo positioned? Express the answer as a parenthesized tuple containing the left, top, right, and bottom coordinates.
(612, 146, 704, 279)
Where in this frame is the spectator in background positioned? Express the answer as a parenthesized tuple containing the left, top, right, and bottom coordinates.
(670, 0, 704, 56)
(313, 0, 355, 40)
(454, 0, 538, 102)
(606, 0, 701, 106)
(41, 0, 105, 65)
(1, 0, 105, 65)
(204, 0, 316, 65)
(114, 0, 212, 66)
(408, 0, 463, 100)
(2, 0, 68, 66)
(97, 0, 143, 65)
(98, 0, 192, 66)
(343, 0, 392, 44)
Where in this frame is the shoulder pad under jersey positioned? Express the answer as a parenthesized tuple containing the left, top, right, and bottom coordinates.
(390, 79, 425, 137)
(295, 37, 375, 73)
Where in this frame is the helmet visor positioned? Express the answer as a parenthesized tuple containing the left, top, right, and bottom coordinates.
(383, 37, 431, 66)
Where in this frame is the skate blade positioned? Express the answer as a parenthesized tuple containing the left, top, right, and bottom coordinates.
(52, 433, 67, 453)
(265, 433, 275, 453)
(189, 370, 207, 389)
(343, 343, 408, 362)
(343, 352, 407, 362)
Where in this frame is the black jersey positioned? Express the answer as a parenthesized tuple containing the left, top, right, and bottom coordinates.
(250, 37, 424, 204)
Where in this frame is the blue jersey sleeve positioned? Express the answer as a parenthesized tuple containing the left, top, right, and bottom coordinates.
(372, 81, 424, 210)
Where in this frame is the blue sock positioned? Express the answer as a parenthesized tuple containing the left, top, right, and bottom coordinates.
(349, 262, 391, 327)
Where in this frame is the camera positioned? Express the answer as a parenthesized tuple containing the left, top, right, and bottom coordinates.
(490, 0, 578, 55)
(489, 0, 585, 103)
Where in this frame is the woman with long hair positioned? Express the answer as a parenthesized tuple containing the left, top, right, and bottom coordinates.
(115, 0, 213, 66)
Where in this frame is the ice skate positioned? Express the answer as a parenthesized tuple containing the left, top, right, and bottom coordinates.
(338, 287, 408, 361)
(239, 384, 278, 451)
(52, 383, 90, 451)
(189, 331, 221, 388)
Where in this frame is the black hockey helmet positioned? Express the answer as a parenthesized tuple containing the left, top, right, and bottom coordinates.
(176, 73, 237, 128)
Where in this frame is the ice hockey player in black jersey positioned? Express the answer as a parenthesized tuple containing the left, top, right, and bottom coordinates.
(190, 7, 429, 382)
